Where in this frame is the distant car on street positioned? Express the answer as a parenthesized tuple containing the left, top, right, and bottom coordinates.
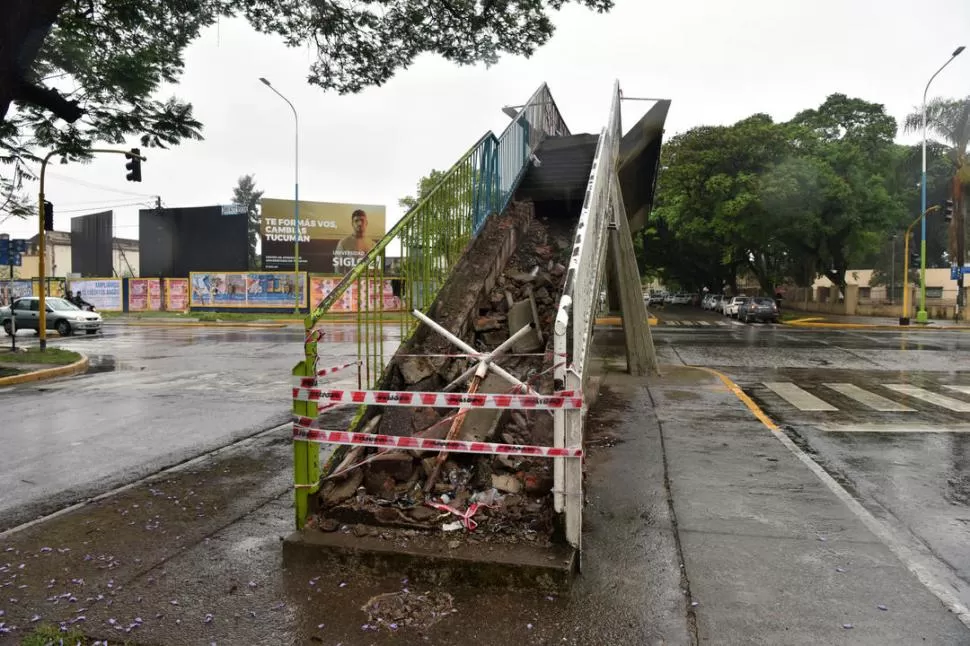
(0, 296, 102, 337)
(738, 297, 779, 324)
(723, 296, 749, 318)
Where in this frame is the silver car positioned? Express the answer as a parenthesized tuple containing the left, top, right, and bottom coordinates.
(0, 296, 102, 337)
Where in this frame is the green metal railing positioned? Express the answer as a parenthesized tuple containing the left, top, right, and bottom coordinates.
(291, 83, 568, 528)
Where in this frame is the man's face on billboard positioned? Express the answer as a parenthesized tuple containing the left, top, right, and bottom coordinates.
(352, 212, 367, 236)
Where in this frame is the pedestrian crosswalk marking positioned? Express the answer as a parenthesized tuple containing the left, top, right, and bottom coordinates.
(884, 385, 970, 412)
(943, 385, 970, 397)
(763, 382, 838, 411)
(823, 383, 915, 412)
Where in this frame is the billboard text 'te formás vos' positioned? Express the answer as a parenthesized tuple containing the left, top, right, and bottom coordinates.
(260, 199, 385, 273)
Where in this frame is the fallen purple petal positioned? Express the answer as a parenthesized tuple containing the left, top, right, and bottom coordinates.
(204, 613, 214, 624)
(527, 623, 534, 629)
(339, 582, 347, 588)
(390, 622, 399, 630)
(878, 604, 888, 611)
(40, 547, 52, 553)
(30, 614, 40, 622)
(108, 618, 117, 625)
(248, 581, 257, 589)
(170, 599, 179, 605)
(843, 623, 854, 629)
(835, 567, 846, 573)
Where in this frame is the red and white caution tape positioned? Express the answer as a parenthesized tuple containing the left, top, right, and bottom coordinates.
(317, 360, 360, 378)
(425, 501, 487, 531)
(292, 387, 583, 410)
(292, 422, 583, 458)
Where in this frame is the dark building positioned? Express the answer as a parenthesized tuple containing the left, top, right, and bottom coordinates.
(70, 210, 113, 277)
(139, 205, 248, 277)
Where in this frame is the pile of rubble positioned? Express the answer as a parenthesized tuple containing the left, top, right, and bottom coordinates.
(311, 213, 577, 546)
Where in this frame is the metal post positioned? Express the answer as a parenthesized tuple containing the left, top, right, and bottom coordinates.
(8, 260, 15, 350)
(258, 77, 301, 313)
(918, 46, 966, 323)
(891, 236, 896, 305)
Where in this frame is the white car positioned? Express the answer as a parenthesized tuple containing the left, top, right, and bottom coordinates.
(723, 296, 749, 318)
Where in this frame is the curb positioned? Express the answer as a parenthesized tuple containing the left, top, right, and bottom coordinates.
(123, 321, 287, 329)
(0, 352, 89, 387)
(782, 321, 970, 331)
(595, 316, 659, 326)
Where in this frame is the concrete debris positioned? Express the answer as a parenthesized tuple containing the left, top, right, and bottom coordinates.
(321, 469, 364, 506)
(399, 356, 435, 385)
(361, 589, 456, 631)
(492, 474, 523, 494)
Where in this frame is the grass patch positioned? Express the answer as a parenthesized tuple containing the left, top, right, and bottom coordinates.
(0, 347, 81, 365)
(20, 623, 90, 646)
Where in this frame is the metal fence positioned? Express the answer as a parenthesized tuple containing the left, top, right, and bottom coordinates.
(552, 81, 623, 551)
(302, 83, 569, 390)
(291, 83, 569, 528)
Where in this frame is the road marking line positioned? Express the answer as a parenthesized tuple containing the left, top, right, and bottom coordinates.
(697, 321, 711, 326)
(884, 384, 970, 412)
(763, 382, 838, 411)
(823, 383, 915, 412)
(715, 321, 728, 327)
(942, 385, 970, 397)
(695, 366, 970, 629)
(818, 423, 970, 433)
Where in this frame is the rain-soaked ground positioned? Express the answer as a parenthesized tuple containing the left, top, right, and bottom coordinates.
(2, 314, 970, 643)
(654, 305, 970, 619)
(0, 323, 397, 531)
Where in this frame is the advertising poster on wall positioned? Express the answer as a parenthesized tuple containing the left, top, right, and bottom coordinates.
(309, 277, 403, 313)
(165, 278, 189, 311)
(129, 278, 163, 311)
(260, 199, 386, 274)
(67, 278, 123, 311)
(309, 276, 356, 313)
(0, 280, 33, 307)
(189, 272, 307, 308)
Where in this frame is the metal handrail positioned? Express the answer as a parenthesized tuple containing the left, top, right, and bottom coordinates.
(552, 80, 623, 552)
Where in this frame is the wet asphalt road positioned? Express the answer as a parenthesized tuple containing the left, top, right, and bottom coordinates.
(653, 305, 970, 614)
(0, 323, 397, 531)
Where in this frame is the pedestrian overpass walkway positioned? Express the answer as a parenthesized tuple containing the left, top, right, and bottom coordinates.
(290, 82, 670, 555)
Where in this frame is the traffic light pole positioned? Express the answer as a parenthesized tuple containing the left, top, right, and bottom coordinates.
(901, 205, 940, 326)
(7, 259, 14, 351)
(36, 148, 146, 350)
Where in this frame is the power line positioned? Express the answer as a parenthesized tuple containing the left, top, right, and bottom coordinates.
(44, 171, 156, 198)
(55, 200, 154, 214)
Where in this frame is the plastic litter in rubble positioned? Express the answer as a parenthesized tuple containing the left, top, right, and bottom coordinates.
(835, 567, 846, 573)
(842, 623, 853, 629)
(877, 604, 888, 611)
(442, 521, 463, 532)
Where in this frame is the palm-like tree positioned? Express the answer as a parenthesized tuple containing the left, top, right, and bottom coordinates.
(904, 97, 970, 263)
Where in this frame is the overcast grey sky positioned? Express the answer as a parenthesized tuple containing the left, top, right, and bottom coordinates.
(3, 0, 969, 244)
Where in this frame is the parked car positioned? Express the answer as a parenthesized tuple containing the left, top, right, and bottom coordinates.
(671, 293, 692, 305)
(648, 292, 666, 305)
(723, 296, 749, 318)
(738, 297, 779, 323)
(0, 296, 102, 337)
(703, 294, 723, 311)
(715, 296, 729, 314)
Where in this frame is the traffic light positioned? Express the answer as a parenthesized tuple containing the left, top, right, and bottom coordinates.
(125, 147, 142, 182)
(943, 199, 954, 223)
(43, 201, 53, 231)
(910, 247, 920, 266)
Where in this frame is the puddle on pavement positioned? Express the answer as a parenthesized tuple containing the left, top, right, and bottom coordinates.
(85, 354, 140, 374)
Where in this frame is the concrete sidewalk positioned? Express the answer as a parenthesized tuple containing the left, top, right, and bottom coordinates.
(2, 360, 968, 644)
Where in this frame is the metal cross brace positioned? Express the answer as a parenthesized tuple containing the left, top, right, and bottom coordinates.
(411, 309, 541, 396)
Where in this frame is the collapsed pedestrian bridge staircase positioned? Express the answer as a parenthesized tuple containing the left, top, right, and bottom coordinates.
(290, 82, 669, 568)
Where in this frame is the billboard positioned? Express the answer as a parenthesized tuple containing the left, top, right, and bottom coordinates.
(71, 211, 113, 277)
(140, 205, 248, 277)
(0, 280, 33, 307)
(189, 272, 307, 309)
(260, 199, 385, 274)
(129, 278, 162, 311)
(308, 276, 404, 313)
(164, 278, 190, 311)
(66, 278, 123, 311)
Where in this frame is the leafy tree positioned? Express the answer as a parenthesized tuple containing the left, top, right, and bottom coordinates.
(231, 174, 264, 270)
(788, 94, 905, 292)
(1, 0, 614, 219)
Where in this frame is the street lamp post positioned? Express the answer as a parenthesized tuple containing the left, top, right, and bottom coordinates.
(259, 77, 301, 314)
(917, 45, 965, 324)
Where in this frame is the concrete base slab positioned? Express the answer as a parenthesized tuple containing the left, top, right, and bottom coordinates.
(282, 528, 576, 592)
